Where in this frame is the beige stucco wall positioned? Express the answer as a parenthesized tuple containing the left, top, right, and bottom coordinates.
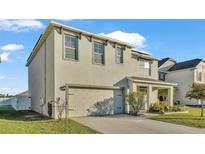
(52, 28, 159, 118)
(28, 27, 159, 118)
(45, 30, 55, 116)
(28, 42, 45, 114)
(53, 28, 158, 101)
(28, 30, 54, 116)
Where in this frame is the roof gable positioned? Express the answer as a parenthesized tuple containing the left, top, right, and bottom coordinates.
(158, 57, 176, 67)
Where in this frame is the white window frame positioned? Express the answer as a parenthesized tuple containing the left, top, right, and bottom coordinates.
(116, 47, 123, 64)
(198, 71, 202, 81)
(139, 58, 151, 76)
(64, 34, 78, 60)
(159, 73, 165, 81)
(93, 42, 105, 65)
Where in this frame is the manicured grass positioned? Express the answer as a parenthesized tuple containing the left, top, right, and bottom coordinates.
(0, 105, 99, 134)
(150, 106, 205, 128)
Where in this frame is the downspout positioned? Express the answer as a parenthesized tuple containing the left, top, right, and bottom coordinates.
(65, 84, 69, 118)
(44, 39, 47, 115)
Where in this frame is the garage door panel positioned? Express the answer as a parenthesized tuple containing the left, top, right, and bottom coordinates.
(69, 89, 113, 117)
(68, 88, 123, 117)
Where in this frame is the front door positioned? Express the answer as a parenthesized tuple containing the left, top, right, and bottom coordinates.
(138, 87, 148, 110)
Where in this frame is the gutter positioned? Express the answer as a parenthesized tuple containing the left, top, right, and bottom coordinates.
(60, 84, 121, 91)
(131, 51, 160, 61)
(127, 77, 178, 86)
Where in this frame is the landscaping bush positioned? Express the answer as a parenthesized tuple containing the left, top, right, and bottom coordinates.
(149, 103, 164, 113)
(170, 104, 185, 112)
(163, 104, 170, 112)
(149, 102, 185, 113)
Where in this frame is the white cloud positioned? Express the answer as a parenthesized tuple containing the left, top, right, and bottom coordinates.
(0, 88, 11, 94)
(0, 87, 23, 95)
(100, 31, 146, 49)
(0, 52, 10, 62)
(0, 44, 24, 62)
(99, 31, 151, 54)
(0, 19, 44, 32)
(0, 76, 5, 80)
(0, 44, 24, 51)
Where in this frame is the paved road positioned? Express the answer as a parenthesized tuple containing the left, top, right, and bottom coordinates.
(72, 114, 205, 134)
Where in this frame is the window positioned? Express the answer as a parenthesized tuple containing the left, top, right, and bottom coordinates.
(204, 73, 205, 82)
(197, 71, 202, 81)
(93, 42, 104, 64)
(64, 34, 78, 60)
(116, 47, 123, 64)
(139, 59, 151, 76)
(204, 72, 205, 82)
(159, 73, 165, 81)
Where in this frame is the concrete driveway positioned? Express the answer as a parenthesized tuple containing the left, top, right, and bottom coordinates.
(72, 114, 205, 134)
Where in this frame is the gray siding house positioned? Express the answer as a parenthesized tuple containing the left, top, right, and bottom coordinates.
(159, 58, 205, 105)
(27, 21, 176, 119)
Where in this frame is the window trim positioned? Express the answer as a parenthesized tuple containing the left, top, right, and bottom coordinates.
(63, 33, 79, 61)
(159, 73, 165, 81)
(116, 46, 124, 64)
(197, 71, 202, 81)
(139, 58, 151, 76)
(93, 41, 105, 65)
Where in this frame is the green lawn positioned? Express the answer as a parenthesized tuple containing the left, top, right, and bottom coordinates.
(0, 105, 99, 134)
(150, 106, 205, 128)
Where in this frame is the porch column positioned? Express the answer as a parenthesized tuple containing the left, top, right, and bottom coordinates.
(168, 86, 174, 106)
(147, 85, 152, 111)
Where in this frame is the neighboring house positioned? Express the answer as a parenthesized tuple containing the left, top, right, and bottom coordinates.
(1, 91, 31, 110)
(26, 21, 176, 119)
(12, 91, 31, 111)
(159, 58, 205, 105)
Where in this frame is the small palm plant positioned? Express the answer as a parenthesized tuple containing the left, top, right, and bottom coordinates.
(186, 83, 205, 117)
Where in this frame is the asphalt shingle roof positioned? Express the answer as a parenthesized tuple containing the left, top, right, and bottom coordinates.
(168, 59, 202, 71)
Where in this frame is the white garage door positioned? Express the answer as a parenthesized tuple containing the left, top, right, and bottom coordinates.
(68, 88, 124, 117)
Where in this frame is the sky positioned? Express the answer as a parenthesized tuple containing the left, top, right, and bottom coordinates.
(0, 19, 205, 95)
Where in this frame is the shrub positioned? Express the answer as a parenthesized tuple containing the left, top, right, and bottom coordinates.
(126, 92, 144, 116)
(170, 104, 185, 112)
(149, 102, 177, 113)
(149, 103, 164, 113)
(163, 104, 170, 112)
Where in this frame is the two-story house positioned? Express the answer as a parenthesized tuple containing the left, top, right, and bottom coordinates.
(26, 21, 176, 119)
(159, 57, 205, 105)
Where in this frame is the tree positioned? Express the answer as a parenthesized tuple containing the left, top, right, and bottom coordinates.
(186, 83, 205, 117)
(126, 91, 144, 115)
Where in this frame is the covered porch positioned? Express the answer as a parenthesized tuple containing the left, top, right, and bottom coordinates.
(126, 77, 177, 113)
